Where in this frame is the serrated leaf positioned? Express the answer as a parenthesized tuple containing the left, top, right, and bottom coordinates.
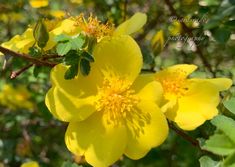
(81, 51, 94, 62)
(56, 42, 72, 55)
(70, 36, 85, 50)
(199, 156, 221, 167)
(211, 115, 235, 143)
(64, 50, 80, 65)
(212, 27, 231, 44)
(64, 64, 78, 80)
(202, 134, 235, 156)
(54, 34, 70, 42)
(224, 98, 235, 115)
(80, 59, 90, 76)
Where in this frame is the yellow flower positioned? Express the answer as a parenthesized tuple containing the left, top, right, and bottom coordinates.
(155, 64, 232, 130)
(0, 84, 33, 110)
(0, 18, 78, 55)
(45, 35, 168, 167)
(21, 161, 39, 167)
(73, 12, 146, 40)
(29, 0, 48, 8)
(168, 21, 182, 36)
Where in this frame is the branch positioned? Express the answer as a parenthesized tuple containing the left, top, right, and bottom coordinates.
(10, 63, 34, 79)
(164, 0, 216, 77)
(168, 121, 218, 157)
(0, 46, 57, 67)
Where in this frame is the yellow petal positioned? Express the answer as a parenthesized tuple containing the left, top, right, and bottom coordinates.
(124, 101, 168, 159)
(155, 64, 198, 79)
(21, 161, 39, 167)
(65, 112, 127, 167)
(94, 35, 142, 82)
(45, 87, 96, 122)
(114, 12, 147, 35)
(50, 64, 102, 96)
(29, 0, 48, 8)
(173, 78, 231, 130)
(51, 18, 78, 36)
(132, 74, 163, 104)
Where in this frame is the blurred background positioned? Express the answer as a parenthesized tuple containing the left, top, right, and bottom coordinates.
(0, 0, 235, 166)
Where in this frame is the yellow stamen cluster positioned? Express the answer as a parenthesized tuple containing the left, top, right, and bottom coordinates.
(96, 78, 139, 125)
(74, 13, 114, 39)
(157, 70, 188, 98)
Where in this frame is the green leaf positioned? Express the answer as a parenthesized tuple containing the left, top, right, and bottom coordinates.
(211, 115, 235, 143)
(70, 36, 85, 50)
(81, 51, 94, 62)
(54, 34, 70, 42)
(33, 19, 49, 48)
(199, 156, 221, 167)
(224, 98, 235, 115)
(28, 47, 41, 57)
(56, 42, 72, 55)
(64, 64, 78, 80)
(203, 0, 220, 6)
(223, 152, 235, 167)
(203, 18, 221, 30)
(64, 50, 80, 65)
(61, 161, 83, 167)
(225, 20, 235, 28)
(33, 65, 42, 78)
(212, 27, 231, 44)
(80, 59, 90, 76)
(202, 133, 235, 156)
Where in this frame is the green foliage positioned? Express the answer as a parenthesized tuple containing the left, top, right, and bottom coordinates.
(223, 98, 235, 115)
(61, 161, 83, 167)
(199, 156, 220, 167)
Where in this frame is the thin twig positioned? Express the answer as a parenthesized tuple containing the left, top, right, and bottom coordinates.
(10, 64, 34, 79)
(168, 121, 218, 156)
(0, 46, 57, 67)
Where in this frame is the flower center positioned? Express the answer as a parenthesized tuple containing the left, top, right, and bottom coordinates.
(74, 13, 114, 39)
(96, 78, 139, 125)
(156, 70, 188, 98)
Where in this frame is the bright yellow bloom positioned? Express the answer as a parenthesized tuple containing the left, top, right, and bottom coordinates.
(0, 84, 33, 110)
(0, 18, 78, 55)
(155, 64, 232, 130)
(21, 161, 39, 167)
(73, 12, 146, 40)
(46, 35, 168, 167)
(29, 0, 48, 8)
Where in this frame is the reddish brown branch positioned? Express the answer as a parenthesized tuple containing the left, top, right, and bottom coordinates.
(0, 46, 57, 67)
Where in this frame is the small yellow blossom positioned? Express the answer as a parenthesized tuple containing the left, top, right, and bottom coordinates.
(0, 84, 33, 110)
(155, 64, 232, 130)
(168, 20, 182, 36)
(21, 161, 39, 167)
(46, 35, 168, 167)
(29, 0, 48, 8)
